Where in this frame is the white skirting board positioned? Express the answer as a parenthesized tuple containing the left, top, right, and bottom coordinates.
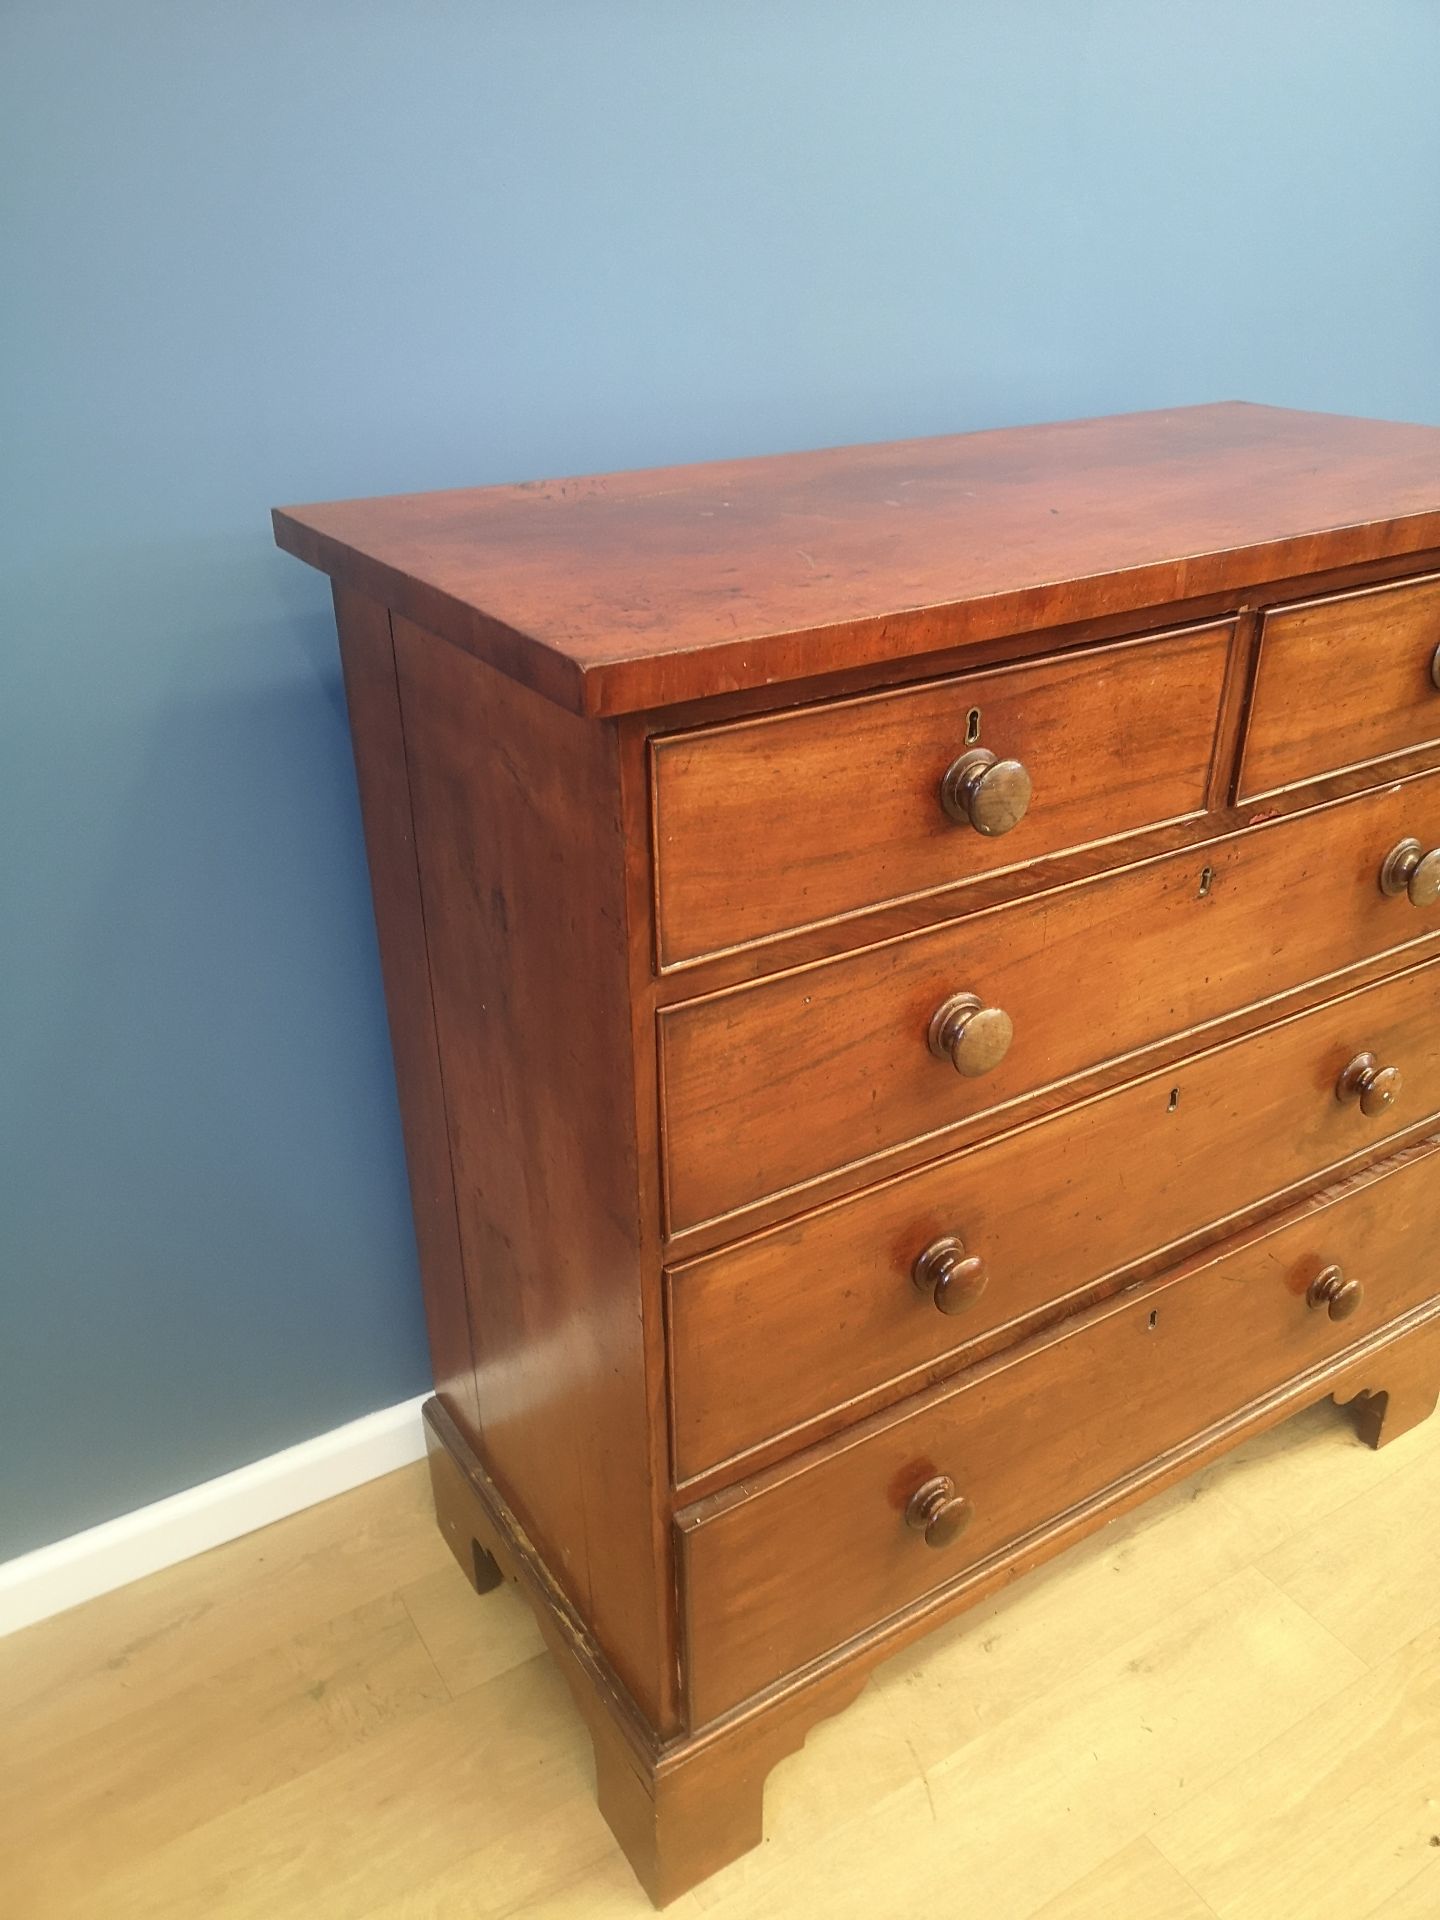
(0, 1392, 431, 1639)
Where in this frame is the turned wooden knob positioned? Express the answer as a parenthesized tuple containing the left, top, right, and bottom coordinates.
(905, 1474, 973, 1548)
(939, 747, 1033, 836)
(912, 1234, 990, 1315)
(1336, 1050, 1403, 1118)
(1307, 1264, 1364, 1321)
(928, 992, 1014, 1077)
(1379, 837, 1440, 907)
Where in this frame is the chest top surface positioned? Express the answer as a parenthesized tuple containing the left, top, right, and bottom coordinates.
(273, 402, 1440, 717)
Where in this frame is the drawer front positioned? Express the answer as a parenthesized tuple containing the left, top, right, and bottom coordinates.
(660, 773, 1440, 1231)
(668, 957, 1440, 1479)
(678, 1139, 1440, 1723)
(1240, 573, 1440, 800)
(652, 622, 1233, 967)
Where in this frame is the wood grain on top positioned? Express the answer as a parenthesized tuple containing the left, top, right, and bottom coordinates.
(273, 403, 1440, 715)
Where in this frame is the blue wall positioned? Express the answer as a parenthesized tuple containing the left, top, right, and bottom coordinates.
(4, 2, 1439, 1557)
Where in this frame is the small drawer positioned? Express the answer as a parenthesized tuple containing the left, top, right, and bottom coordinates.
(667, 957, 1440, 1480)
(659, 771, 1440, 1232)
(651, 621, 1233, 967)
(1239, 573, 1440, 801)
(676, 1137, 1440, 1724)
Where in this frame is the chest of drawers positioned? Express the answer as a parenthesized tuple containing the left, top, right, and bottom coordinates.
(274, 402, 1440, 1905)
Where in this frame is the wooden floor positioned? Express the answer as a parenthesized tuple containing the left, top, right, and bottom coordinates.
(6, 1398, 1440, 1920)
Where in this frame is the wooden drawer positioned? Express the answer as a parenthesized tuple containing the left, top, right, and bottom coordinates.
(677, 1138, 1440, 1724)
(1239, 573, 1440, 800)
(660, 772, 1440, 1231)
(651, 622, 1233, 967)
(668, 957, 1440, 1480)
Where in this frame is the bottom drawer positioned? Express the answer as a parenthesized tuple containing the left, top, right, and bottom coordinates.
(677, 1135, 1440, 1725)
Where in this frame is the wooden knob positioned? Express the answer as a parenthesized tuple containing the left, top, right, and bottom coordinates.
(905, 1474, 973, 1548)
(1307, 1264, 1364, 1322)
(940, 747, 1033, 836)
(927, 992, 1014, 1077)
(1379, 837, 1440, 907)
(1336, 1050, 1403, 1118)
(912, 1234, 990, 1315)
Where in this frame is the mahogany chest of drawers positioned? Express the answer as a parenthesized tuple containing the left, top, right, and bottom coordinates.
(275, 402, 1440, 1904)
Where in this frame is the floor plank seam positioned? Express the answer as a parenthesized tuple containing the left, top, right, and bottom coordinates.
(396, 1583, 462, 1704)
(1137, 1832, 1227, 1920)
(1245, 1560, 1385, 1672)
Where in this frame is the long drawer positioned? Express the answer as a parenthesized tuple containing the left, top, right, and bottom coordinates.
(660, 772, 1440, 1231)
(651, 622, 1233, 966)
(676, 1137, 1440, 1724)
(667, 957, 1440, 1479)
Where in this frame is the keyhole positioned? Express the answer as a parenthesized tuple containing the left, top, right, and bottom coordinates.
(1147, 1310, 1159, 1330)
(1168, 1087, 1180, 1113)
(965, 707, 982, 745)
(1197, 865, 1214, 898)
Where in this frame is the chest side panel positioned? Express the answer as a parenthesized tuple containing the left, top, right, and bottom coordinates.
(392, 617, 673, 1727)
